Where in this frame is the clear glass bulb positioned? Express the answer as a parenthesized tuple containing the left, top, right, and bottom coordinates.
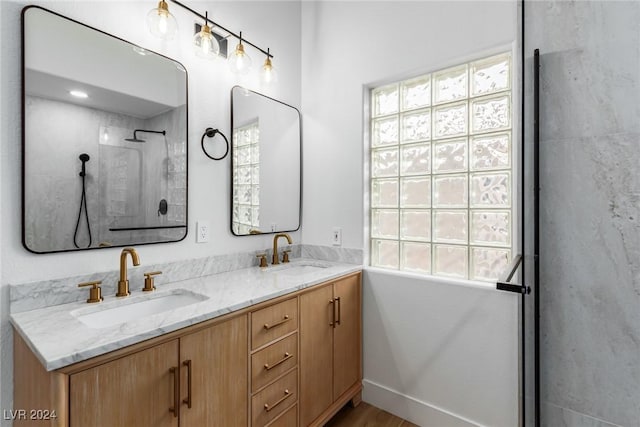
(146, 1, 178, 40)
(228, 43, 252, 75)
(194, 25, 219, 60)
(261, 57, 278, 85)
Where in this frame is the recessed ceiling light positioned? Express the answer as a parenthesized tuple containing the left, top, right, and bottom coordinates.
(69, 90, 89, 99)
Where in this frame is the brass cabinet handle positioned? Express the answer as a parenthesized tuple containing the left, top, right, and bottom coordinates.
(264, 352, 293, 371)
(263, 315, 290, 330)
(329, 299, 335, 327)
(264, 389, 291, 412)
(335, 297, 341, 326)
(169, 366, 180, 418)
(182, 359, 192, 408)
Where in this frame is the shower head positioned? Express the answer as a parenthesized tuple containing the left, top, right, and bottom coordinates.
(79, 153, 90, 162)
(125, 129, 166, 143)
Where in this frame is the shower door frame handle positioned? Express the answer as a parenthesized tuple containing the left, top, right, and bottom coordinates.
(496, 254, 530, 294)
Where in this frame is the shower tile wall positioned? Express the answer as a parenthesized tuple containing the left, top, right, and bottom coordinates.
(525, 1, 640, 426)
(24, 97, 186, 251)
(24, 96, 143, 252)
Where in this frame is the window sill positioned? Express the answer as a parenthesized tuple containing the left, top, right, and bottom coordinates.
(363, 266, 499, 292)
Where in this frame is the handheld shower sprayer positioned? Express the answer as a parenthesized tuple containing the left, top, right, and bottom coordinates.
(79, 153, 90, 177)
(74, 153, 92, 248)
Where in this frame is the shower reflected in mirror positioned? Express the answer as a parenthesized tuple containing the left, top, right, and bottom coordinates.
(22, 6, 188, 253)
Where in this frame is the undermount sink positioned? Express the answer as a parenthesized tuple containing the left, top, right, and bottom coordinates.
(269, 261, 330, 276)
(71, 289, 208, 329)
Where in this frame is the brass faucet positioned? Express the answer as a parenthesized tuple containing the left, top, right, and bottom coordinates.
(116, 247, 140, 297)
(272, 233, 292, 265)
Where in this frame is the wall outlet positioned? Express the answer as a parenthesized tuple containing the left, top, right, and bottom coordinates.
(196, 221, 210, 243)
(331, 227, 342, 246)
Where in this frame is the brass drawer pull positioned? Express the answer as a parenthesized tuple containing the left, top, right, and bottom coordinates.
(182, 359, 192, 408)
(264, 352, 293, 371)
(169, 366, 180, 418)
(329, 299, 335, 327)
(263, 315, 290, 330)
(264, 389, 291, 412)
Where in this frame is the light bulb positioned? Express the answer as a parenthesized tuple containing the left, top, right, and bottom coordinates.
(194, 13, 220, 60)
(228, 34, 252, 75)
(146, 0, 178, 40)
(261, 56, 278, 86)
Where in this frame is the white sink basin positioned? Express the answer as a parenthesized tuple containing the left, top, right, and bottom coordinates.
(72, 289, 208, 329)
(269, 261, 330, 276)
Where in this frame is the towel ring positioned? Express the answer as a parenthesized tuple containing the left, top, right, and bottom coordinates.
(201, 128, 229, 161)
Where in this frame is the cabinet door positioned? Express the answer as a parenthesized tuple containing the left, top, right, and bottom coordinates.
(179, 315, 248, 427)
(333, 275, 362, 400)
(299, 284, 334, 426)
(69, 339, 179, 427)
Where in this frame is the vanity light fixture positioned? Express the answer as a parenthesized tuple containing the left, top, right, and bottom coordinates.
(146, 0, 277, 83)
(260, 48, 278, 86)
(69, 90, 89, 99)
(146, 0, 178, 40)
(228, 31, 252, 75)
(193, 11, 219, 60)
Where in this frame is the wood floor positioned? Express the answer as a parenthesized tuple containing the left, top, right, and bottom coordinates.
(325, 402, 420, 427)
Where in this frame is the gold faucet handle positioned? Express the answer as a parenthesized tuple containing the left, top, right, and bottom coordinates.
(256, 253, 268, 268)
(143, 271, 162, 292)
(282, 249, 291, 263)
(78, 281, 103, 303)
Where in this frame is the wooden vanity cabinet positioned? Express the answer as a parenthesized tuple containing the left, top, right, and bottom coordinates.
(69, 339, 180, 427)
(179, 315, 248, 427)
(14, 271, 361, 427)
(299, 273, 362, 426)
(249, 298, 299, 427)
(14, 315, 247, 427)
(69, 315, 247, 427)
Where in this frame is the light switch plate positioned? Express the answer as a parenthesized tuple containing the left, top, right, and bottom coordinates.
(196, 221, 210, 243)
(331, 227, 342, 246)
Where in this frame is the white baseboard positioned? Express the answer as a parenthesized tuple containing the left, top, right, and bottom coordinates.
(362, 379, 485, 427)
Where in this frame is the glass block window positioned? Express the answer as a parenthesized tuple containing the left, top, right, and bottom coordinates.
(232, 121, 260, 235)
(369, 52, 512, 281)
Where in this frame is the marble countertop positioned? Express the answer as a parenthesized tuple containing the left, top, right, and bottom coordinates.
(10, 258, 361, 371)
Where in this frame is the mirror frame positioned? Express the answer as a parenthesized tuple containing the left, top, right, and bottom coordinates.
(21, 5, 189, 254)
(230, 86, 302, 236)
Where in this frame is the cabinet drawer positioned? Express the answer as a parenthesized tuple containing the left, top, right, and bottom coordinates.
(252, 298, 297, 349)
(252, 333, 297, 392)
(266, 404, 297, 427)
(252, 368, 297, 426)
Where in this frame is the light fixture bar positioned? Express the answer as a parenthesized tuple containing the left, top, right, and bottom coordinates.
(168, 0, 273, 59)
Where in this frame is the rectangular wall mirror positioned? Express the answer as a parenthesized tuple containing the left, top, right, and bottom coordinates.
(22, 6, 188, 253)
(231, 86, 301, 235)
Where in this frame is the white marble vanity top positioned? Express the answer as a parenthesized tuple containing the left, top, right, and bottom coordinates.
(10, 258, 361, 371)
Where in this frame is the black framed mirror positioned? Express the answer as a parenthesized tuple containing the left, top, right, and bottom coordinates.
(22, 6, 188, 253)
(230, 86, 301, 236)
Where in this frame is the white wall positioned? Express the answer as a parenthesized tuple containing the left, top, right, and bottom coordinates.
(0, 1, 301, 422)
(300, 2, 519, 425)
